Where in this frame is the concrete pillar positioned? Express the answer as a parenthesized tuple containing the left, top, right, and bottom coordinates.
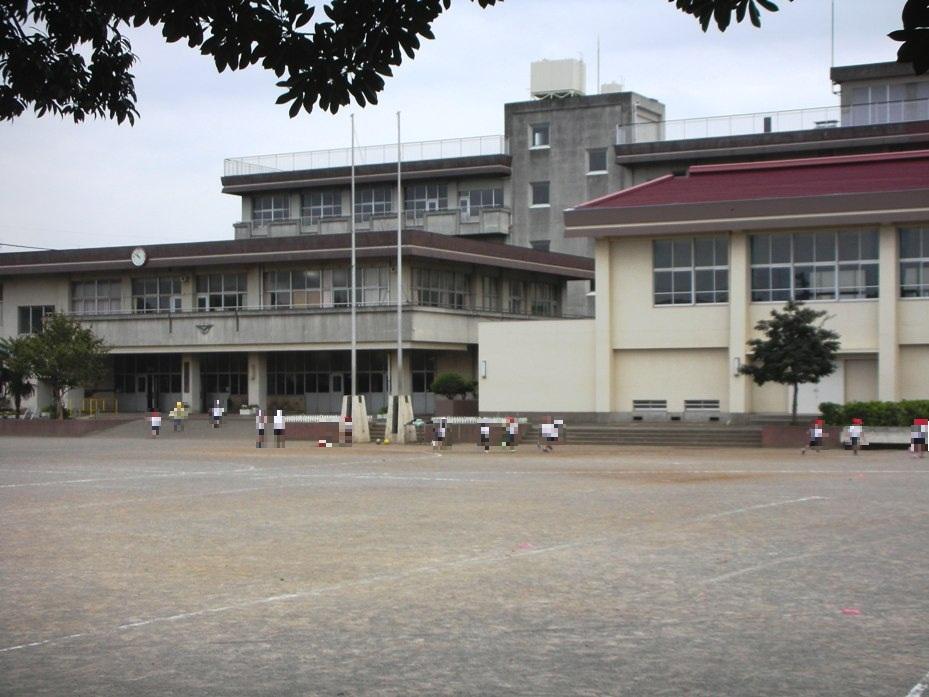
(728, 232, 752, 417)
(181, 354, 201, 413)
(877, 224, 899, 401)
(388, 349, 413, 398)
(594, 238, 613, 412)
(247, 352, 268, 410)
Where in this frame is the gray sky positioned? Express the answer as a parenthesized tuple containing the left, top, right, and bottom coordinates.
(0, 1, 906, 251)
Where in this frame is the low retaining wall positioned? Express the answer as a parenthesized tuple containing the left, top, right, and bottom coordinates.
(0, 418, 134, 438)
(283, 422, 342, 442)
(761, 425, 842, 448)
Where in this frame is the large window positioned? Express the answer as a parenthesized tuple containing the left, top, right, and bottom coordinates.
(267, 351, 386, 396)
(18, 305, 54, 334)
(901, 226, 929, 298)
(413, 268, 469, 309)
(508, 280, 525, 314)
(358, 267, 389, 306)
(355, 187, 392, 221)
(200, 354, 248, 395)
(301, 190, 341, 222)
(480, 276, 500, 311)
(750, 230, 878, 302)
(653, 236, 729, 305)
(72, 279, 121, 315)
(265, 270, 322, 308)
(196, 273, 247, 311)
(411, 351, 437, 394)
(131, 277, 182, 313)
(528, 282, 559, 317)
(113, 354, 181, 394)
(252, 194, 290, 222)
(404, 184, 448, 220)
(459, 188, 504, 219)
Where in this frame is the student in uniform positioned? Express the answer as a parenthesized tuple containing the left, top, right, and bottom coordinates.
(848, 418, 864, 456)
(911, 418, 928, 459)
(479, 420, 491, 453)
(150, 410, 162, 438)
(211, 399, 223, 429)
(255, 409, 266, 448)
(273, 410, 285, 448)
(432, 417, 447, 454)
(802, 418, 824, 454)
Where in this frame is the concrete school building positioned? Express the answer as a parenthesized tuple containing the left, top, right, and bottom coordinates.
(479, 148, 929, 420)
(0, 230, 592, 415)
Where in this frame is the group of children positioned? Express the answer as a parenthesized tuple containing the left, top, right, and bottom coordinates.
(431, 416, 563, 454)
(149, 400, 286, 448)
(803, 416, 927, 458)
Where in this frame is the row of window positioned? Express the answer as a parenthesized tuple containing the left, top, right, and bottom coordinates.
(253, 186, 505, 223)
(265, 351, 437, 396)
(528, 123, 609, 173)
(651, 227, 929, 305)
(55, 267, 560, 320)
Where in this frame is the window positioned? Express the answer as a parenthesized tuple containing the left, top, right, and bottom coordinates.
(530, 123, 550, 148)
(404, 184, 448, 220)
(653, 236, 728, 305)
(358, 267, 389, 306)
(588, 148, 608, 173)
(355, 187, 392, 222)
(196, 273, 247, 311)
(267, 351, 386, 396)
(200, 354, 248, 395)
(480, 276, 500, 311)
(329, 268, 351, 307)
(528, 282, 559, 316)
(71, 280, 121, 315)
(413, 268, 469, 309)
(131, 277, 182, 313)
(113, 354, 182, 394)
(459, 188, 504, 219)
(750, 230, 878, 302)
(18, 305, 54, 334)
(301, 190, 342, 222)
(508, 280, 525, 314)
(265, 270, 323, 308)
(900, 226, 929, 298)
(530, 181, 550, 207)
(411, 351, 437, 393)
(252, 194, 289, 222)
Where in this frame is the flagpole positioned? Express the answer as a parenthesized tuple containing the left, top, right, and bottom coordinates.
(350, 114, 357, 415)
(396, 111, 403, 397)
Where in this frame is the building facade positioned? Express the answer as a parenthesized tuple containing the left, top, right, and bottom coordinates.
(0, 231, 592, 415)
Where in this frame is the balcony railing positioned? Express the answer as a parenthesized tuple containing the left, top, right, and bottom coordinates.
(233, 207, 511, 239)
(615, 98, 929, 145)
(225, 135, 509, 176)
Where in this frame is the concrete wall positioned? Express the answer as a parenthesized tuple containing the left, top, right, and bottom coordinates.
(478, 319, 595, 412)
(900, 346, 929, 400)
(613, 348, 729, 412)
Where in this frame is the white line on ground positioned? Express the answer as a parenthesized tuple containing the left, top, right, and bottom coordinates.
(0, 494, 831, 654)
(0, 467, 259, 489)
(907, 670, 929, 697)
(702, 552, 822, 584)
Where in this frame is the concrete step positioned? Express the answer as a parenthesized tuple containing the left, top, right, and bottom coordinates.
(556, 425, 763, 447)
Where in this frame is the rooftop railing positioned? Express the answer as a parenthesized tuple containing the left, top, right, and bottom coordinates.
(615, 98, 929, 145)
(224, 135, 509, 177)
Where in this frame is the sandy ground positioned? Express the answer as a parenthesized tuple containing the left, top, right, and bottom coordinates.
(1, 423, 927, 696)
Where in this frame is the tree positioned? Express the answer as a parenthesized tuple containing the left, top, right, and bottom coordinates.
(890, 0, 929, 74)
(429, 372, 476, 400)
(21, 313, 109, 420)
(9, 0, 921, 126)
(0, 336, 35, 418)
(740, 300, 841, 424)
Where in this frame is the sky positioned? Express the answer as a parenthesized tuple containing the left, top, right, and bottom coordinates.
(0, 0, 907, 252)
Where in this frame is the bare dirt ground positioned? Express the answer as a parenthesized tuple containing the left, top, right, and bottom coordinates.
(1, 421, 927, 696)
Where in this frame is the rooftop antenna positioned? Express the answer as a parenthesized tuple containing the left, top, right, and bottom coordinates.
(596, 35, 600, 94)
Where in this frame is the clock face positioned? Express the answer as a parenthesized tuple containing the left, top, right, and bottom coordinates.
(130, 247, 147, 267)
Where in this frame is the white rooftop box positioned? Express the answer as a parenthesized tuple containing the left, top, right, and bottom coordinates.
(531, 59, 586, 98)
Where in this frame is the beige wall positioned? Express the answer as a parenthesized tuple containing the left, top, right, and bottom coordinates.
(845, 359, 879, 402)
(614, 348, 729, 412)
(748, 300, 878, 352)
(608, 237, 729, 349)
(900, 346, 929, 400)
(899, 300, 929, 344)
(478, 319, 595, 412)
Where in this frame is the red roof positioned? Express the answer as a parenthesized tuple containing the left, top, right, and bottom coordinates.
(579, 150, 929, 209)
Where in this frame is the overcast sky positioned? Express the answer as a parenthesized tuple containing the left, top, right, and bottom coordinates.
(0, 1, 906, 252)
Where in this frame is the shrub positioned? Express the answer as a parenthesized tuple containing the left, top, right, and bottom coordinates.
(429, 373, 476, 400)
(818, 400, 929, 426)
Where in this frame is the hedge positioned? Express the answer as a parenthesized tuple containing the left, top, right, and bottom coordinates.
(818, 400, 929, 426)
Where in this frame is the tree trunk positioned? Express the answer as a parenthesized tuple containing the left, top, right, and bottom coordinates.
(55, 388, 64, 420)
(14, 395, 20, 419)
(791, 382, 799, 425)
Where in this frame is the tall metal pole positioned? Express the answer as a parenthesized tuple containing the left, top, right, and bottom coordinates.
(396, 111, 403, 396)
(350, 114, 357, 414)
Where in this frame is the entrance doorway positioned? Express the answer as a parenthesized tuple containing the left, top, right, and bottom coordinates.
(137, 374, 160, 411)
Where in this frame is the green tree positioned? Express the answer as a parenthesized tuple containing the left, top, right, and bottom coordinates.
(0, 336, 35, 418)
(429, 372, 476, 400)
(9, 0, 898, 125)
(740, 300, 841, 424)
(21, 313, 109, 420)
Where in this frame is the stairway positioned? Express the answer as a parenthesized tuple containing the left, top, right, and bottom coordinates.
(369, 420, 386, 441)
(562, 424, 763, 448)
